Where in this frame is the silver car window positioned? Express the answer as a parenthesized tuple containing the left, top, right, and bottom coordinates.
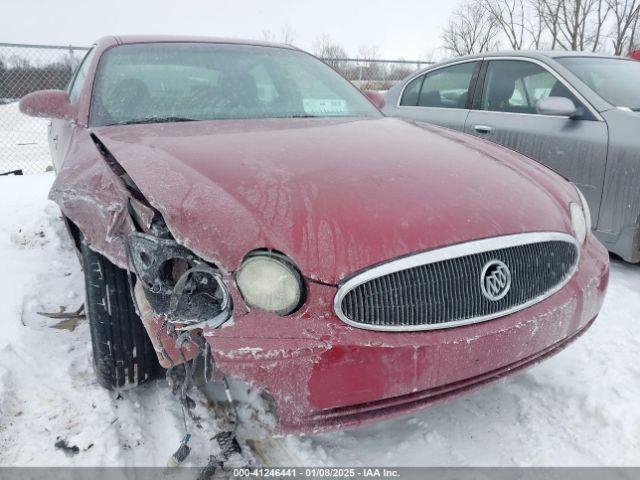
(417, 62, 478, 109)
(399, 62, 477, 109)
(557, 57, 640, 111)
(482, 60, 579, 114)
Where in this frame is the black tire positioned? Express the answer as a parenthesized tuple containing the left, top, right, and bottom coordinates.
(80, 240, 161, 389)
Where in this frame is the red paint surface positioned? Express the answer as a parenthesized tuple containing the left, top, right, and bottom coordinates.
(22, 35, 610, 433)
(19, 90, 73, 120)
(92, 117, 577, 284)
(630, 50, 640, 60)
(206, 234, 608, 433)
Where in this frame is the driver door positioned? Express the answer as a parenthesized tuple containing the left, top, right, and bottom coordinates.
(464, 59, 608, 225)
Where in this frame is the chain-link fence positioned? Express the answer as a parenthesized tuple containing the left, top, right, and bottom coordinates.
(0, 43, 89, 174)
(0, 42, 429, 174)
(325, 58, 432, 91)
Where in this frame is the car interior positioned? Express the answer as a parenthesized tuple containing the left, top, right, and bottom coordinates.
(482, 61, 580, 115)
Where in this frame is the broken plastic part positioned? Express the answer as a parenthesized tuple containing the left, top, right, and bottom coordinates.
(168, 265, 231, 329)
(127, 231, 232, 330)
(127, 197, 155, 232)
(128, 232, 199, 296)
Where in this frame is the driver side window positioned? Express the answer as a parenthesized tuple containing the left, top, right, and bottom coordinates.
(482, 60, 579, 114)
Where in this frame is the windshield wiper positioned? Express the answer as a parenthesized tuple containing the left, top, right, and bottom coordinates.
(107, 116, 198, 126)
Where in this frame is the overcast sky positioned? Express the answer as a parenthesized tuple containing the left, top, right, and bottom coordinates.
(1, 0, 455, 60)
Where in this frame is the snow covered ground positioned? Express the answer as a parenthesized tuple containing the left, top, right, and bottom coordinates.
(0, 172, 638, 468)
(0, 102, 52, 175)
(0, 104, 639, 468)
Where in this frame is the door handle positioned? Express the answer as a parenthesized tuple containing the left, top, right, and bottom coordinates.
(474, 125, 494, 134)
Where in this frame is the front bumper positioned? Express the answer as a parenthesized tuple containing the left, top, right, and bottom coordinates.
(205, 235, 608, 433)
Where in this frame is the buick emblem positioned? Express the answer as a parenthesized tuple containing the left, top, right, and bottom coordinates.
(480, 260, 512, 301)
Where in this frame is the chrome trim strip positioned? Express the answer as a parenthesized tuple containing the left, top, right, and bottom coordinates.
(333, 232, 580, 332)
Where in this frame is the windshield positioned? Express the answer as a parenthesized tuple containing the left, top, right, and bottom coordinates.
(89, 43, 380, 126)
(557, 57, 640, 111)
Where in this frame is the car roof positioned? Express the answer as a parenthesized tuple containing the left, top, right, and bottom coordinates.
(95, 34, 300, 51)
(437, 50, 624, 65)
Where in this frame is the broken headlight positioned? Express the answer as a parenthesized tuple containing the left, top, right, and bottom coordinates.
(127, 232, 231, 329)
(235, 251, 305, 315)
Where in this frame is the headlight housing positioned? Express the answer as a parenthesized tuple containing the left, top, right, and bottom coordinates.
(570, 184, 591, 245)
(235, 251, 305, 315)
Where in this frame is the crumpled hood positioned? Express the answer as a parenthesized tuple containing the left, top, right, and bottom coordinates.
(92, 117, 576, 284)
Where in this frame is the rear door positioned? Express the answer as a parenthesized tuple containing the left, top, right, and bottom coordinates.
(464, 58, 608, 225)
(393, 61, 481, 132)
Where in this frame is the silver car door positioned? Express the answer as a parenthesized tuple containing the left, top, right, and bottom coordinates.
(464, 58, 608, 226)
(389, 61, 481, 132)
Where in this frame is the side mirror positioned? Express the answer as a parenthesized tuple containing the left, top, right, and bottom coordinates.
(363, 90, 385, 110)
(535, 96, 579, 118)
(19, 90, 72, 120)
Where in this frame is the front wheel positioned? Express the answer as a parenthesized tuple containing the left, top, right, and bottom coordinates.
(81, 240, 161, 389)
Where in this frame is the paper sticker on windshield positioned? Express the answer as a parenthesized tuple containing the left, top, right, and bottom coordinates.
(303, 98, 348, 115)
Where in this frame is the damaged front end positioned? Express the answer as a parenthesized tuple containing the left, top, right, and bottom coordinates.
(51, 130, 236, 370)
(126, 215, 233, 368)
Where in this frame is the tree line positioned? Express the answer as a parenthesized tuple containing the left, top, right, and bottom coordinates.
(0, 57, 75, 100)
(442, 0, 640, 56)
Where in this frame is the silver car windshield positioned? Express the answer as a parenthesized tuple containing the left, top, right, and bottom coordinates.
(557, 57, 640, 111)
(90, 43, 381, 126)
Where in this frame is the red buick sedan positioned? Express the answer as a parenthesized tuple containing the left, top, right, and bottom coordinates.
(20, 36, 609, 433)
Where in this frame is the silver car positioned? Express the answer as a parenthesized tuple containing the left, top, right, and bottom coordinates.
(383, 51, 640, 263)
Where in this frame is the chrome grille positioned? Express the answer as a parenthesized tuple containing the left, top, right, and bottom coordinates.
(334, 233, 579, 331)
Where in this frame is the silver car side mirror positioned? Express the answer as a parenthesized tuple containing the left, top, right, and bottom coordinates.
(535, 96, 579, 118)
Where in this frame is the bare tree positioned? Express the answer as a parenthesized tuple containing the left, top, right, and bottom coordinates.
(312, 35, 349, 72)
(537, 0, 565, 48)
(484, 0, 528, 49)
(526, 0, 547, 47)
(442, 0, 501, 55)
(560, 0, 610, 50)
(357, 45, 381, 61)
(260, 24, 297, 46)
(607, 0, 640, 54)
(279, 24, 296, 46)
(534, 0, 611, 50)
(445, 0, 638, 54)
(313, 35, 348, 59)
(356, 45, 383, 85)
(630, 9, 640, 50)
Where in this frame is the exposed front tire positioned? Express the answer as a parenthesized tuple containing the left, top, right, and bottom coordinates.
(81, 240, 161, 389)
